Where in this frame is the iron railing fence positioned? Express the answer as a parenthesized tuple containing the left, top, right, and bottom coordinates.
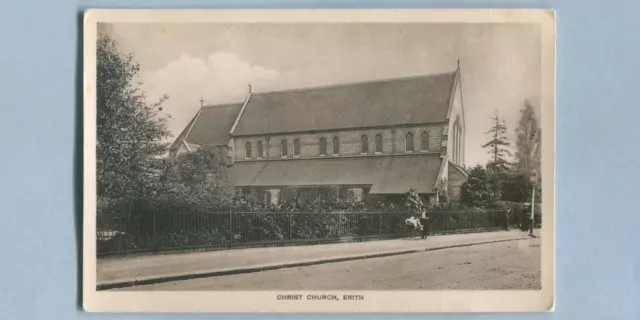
(97, 209, 511, 257)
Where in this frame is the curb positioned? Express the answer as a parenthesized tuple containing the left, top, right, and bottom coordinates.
(97, 236, 531, 290)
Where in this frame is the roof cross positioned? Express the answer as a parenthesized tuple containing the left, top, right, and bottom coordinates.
(199, 97, 204, 108)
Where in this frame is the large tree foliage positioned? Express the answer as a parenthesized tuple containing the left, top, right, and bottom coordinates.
(500, 173, 541, 203)
(96, 33, 170, 202)
(460, 165, 502, 207)
(160, 145, 235, 212)
(483, 111, 513, 173)
(515, 101, 541, 177)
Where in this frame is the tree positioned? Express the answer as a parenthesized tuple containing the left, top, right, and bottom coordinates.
(483, 111, 513, 173)
(500, 173, 541, 203)
(404, 188, 424, 215)
(460, 165, 502, 207)
(161, 145, 235, 212)
(515, 101, 541, 176)
(96, 33, 171, 205)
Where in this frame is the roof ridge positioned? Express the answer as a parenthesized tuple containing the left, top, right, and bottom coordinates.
(251, 70, 457, 96)
(201, 102, 244, 109)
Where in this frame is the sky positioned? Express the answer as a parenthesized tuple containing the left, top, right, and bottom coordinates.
(100, 23, 541, 167)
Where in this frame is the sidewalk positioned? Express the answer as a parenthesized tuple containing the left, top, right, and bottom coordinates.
(97, 230, 536, 290)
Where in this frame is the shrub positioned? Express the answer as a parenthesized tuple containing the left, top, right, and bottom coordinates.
(283, 186, 300, 204)
(326, 185, 340, 201)
(460, 165, 502, 207)
(428, 199, 468, 210)
(404, 188, 424, 215)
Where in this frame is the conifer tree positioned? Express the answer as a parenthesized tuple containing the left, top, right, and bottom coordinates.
(483, 110, 513, 173)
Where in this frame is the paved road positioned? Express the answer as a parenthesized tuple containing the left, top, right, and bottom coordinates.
(121, 237, 541, 291)
(98, 230, 530, 283)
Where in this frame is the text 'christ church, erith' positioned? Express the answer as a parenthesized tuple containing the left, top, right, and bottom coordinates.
(169, 64, 468, 206)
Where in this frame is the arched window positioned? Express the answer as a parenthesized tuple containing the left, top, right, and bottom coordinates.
(361, 135, 369, 154)
(421, 131, 429, 151)
(456, 116, 462, 165)
(458, 128, 463, 164)
(257, 141, 263, 159)
(405, 132, 414, 152)
(281, 139, 288, 157)
(453, 119, 459, 164)
(319, 137, 327, 156)
(459, 127, 463, 165)
(451, 121, 458, 163)
(375, 134, 383, 153)
(293, 139, 300, 157)
(245, 141, 252, 159)
(332, 136, 340, 155)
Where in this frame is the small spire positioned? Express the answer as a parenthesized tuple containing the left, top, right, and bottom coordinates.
(248, 83, 252, 94)
(457, 58, 460, 70)
(199, 97, 204, 108)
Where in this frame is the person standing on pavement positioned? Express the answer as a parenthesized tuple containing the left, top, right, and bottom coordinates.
(420, 208, 429, 239)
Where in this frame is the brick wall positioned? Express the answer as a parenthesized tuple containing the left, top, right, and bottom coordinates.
(447, 164, 467, 200)
(392, 126, 443, 154)
(233, 124, 444, 161)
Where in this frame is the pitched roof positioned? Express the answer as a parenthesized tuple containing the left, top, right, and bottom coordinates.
(227, 154, 443, 194)
(233, 71, 458, 136)
(169, 103, 244, 156)
(168, 110, 200, 156)
(186, 103, 243, 145)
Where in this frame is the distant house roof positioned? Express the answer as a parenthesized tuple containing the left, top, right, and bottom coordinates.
(233, 71, 458, 136)
(227, 154, 443, 194)
(169, 103, 243, 156)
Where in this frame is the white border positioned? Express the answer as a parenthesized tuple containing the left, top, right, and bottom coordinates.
(83, 9, 556, 313)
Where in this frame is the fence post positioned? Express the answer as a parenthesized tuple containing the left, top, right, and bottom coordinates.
(442, 212, 446, 234)
(288, 213, 293, 244)
(153, 212, 157, 249)
(505, 209, 510, 231)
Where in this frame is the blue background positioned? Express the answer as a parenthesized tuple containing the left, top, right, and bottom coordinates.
(1, 0, 638, 319)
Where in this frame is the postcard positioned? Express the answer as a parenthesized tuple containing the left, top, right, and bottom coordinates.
(83, 9, 555, 312)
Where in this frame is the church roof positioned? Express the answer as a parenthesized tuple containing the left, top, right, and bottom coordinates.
(168, 103, 243, 156)
(227, 154, 443, 194)
(233, 71, 458, 136)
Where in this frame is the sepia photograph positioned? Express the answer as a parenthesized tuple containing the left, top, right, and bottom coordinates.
(83, 9, 555, 312)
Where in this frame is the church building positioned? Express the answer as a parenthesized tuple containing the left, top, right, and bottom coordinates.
(169, 64, 468, 205)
